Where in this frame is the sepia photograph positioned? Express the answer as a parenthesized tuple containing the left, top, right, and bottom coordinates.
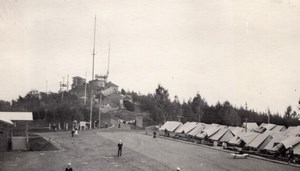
(0, 0, 300, 170)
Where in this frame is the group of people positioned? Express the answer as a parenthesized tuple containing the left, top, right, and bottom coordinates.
(71, 127, 78, 137)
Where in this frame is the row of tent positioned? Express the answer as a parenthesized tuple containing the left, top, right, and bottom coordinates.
(158, 121, 300, 156)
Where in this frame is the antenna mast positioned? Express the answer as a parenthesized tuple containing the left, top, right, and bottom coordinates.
(107, 41, 110, 77)
(90, 16, 97, 130)
(92, 16, 96, 80)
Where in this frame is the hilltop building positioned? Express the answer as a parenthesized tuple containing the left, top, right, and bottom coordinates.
(70, 76, 123, 106)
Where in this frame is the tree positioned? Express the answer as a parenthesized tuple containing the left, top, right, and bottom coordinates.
(0, 100, 11, 111)
(154, 84, 171, 123)
(120, 89, 126, 95)
(123, 100, 135, 111)
(191, 93, 207, 122)
(284, 106, 292, 119)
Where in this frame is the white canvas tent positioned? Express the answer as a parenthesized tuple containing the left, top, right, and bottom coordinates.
(159, 121, 183, 132)
(243, 122, 258, 132)
(229, 132, 260, 146)
(231, 127, 245, 136)
(187, 123, 206, 136)
(246, 133, 272, 150)
(285, 126, 300, 137)
(293, 142, 300, 155)
(196, 126, 221, 139)
(175, 122, 198, 134)
(264, 134, 286, 151)
(284, 126, 297, 136)
(270, 125, 286, 132)
(254, 123, 276, 133)
(209, 127, 234, 142)
(272, 136, 300, 152)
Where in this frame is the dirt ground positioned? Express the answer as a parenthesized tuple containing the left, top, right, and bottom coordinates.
(0, 128, 299, 171)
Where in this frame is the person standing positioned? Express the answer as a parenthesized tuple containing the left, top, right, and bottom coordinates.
(105, 122, 108, 129)
(65, 163, 73, 171)
(117, 140, 123, 156)
(74, 127, 78, 136)
(288, 147, 294, 164)
(71, 129, 75, 137)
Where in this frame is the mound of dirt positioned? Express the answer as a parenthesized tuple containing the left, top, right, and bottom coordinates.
(28, 134, 58, 151)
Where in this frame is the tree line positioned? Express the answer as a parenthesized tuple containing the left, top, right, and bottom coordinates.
(123, 84, 300, 127)
(0, 85, 299, 127)
(0, 90, 95, 123)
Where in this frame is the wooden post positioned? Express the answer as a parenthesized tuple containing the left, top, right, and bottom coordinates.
(25, 122, 29, 150)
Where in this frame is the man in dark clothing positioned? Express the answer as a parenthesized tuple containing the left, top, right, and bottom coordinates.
(153, 131, 157, 139)
(117, 140, 123, 156)
(71, 129, 75, 137)
(65, 163, 73, 171)
(288, 147, 294, 164)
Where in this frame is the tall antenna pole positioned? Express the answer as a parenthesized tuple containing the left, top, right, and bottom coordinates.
(92, 16, 96, 81)
(90, 16, 96, 130)
(84, 72, 87, 105)
(107, 41, 110, 77)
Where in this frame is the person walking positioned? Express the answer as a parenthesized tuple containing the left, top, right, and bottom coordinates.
(117, 140, 123, 156)
(105, 122, 108, 129)
(153, 131, 157, 139)
(65, 163, 73, 171)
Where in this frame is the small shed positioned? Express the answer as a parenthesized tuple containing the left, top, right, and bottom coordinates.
(0, 112, 33, 150)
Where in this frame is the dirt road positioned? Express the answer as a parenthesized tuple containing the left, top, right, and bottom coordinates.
(0, 130, 298, 171)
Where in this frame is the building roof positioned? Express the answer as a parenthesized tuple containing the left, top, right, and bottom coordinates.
(0, 112, 33, 124)
(0, 117, 13, 125)
(106, 81, 118, 88)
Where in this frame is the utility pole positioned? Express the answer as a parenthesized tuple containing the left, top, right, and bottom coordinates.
(98, 89, 102, 129)
(84, 72, 87, 105)
(90, 16, 96, 130)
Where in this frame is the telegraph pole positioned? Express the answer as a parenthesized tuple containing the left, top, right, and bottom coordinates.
(98, 90, 101, 129)
(84, 72, 87, 105)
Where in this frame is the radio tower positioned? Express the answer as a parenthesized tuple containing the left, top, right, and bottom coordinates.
(90, 16, 97, 129)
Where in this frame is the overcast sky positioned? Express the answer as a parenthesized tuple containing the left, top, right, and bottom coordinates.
(0, 0, 299, 115)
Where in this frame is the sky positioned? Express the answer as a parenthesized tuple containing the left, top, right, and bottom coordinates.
(0, 0, 299, 115)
